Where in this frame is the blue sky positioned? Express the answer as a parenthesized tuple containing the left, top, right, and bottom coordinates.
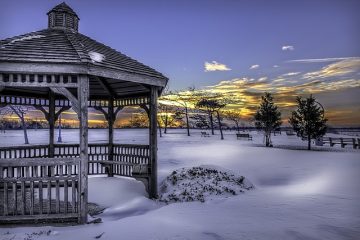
(1, 0, 359, 126)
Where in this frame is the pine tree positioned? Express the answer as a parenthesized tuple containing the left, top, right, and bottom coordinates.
(254, 92, 282, 147)
(289, 95, 327, 150)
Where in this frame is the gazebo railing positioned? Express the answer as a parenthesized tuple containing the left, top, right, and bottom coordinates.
(0, 145, 49, 159)
(0, 157, 81, 223)
(0, 143, 150, 223)
(0, 143, 150, 177)
(112, 144, 150, 176)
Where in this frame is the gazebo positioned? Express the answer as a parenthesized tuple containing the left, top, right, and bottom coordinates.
(0, 2, 168, 224)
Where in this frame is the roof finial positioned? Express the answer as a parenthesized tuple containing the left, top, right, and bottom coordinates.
(47, 2, 79, 32)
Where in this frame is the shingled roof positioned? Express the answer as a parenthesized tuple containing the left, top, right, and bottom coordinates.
(0, 29, 167, 80)
(0, 2, 168, 88)
(47, 2, 78, 17)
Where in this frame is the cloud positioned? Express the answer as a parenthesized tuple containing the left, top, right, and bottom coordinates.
(302, 59, 360, 79)
(288, 57, 359, 63)
(258, 77, 268, 82)
(273, 65, 279, 68)
(282, 72, 301, 76)
(273, 78, 286, 83)
(249, 64, 259, 70)
(282, 45, 294, 51)
(204, 61, 231, 72)
(165, 58, 360, 126)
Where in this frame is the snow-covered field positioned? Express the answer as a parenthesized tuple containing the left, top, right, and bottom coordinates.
(0, 129, 360, 240)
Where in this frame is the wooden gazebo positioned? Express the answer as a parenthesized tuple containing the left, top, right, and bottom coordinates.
(0, 2, 168, 224)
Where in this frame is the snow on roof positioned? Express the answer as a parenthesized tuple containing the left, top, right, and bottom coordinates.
(88, 51, 106, 63)
(9, 35, 45, 44)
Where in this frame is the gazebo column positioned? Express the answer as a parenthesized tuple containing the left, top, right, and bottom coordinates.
(49, 91, 55, 158)
(149, 86, 158, 198)
(78, 75, 89, 224)
(107, 97, 114, 177)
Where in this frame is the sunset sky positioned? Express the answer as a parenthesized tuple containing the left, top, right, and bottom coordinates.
(0, 0, 359, 126)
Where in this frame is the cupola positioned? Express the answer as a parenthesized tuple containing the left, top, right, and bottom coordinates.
(47, 2, 79, 32)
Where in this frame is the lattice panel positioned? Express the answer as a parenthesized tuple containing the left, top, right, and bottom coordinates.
(0, 73, 79, 88)
(0, 95, 71, 107)
(114, 96, 149, 107)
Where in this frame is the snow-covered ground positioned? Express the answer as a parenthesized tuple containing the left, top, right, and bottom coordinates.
(0, 129, 360, 240)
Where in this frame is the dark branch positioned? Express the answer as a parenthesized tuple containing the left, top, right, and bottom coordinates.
(139, 104, 150, 118)
(93, 106, 109, 120)
(34, 105, 49, 121)
(114, 106, 124, 120)
(55, 106, 71, 121)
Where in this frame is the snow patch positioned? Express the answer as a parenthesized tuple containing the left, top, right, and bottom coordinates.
(1, 35, 46, 48)
(159, 165, 254, 203)
(9, 35, 45, 44)
(89, 51, 106, 63)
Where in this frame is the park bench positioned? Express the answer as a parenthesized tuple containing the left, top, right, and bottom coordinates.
(201, 131, 210, 137)
(273, 130, 281, 136)
(286, 130, 295, 136)
(236, 133, 252, 140)
(322, 137, 360, 149)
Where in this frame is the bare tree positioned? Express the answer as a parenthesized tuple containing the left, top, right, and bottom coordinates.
(128, 111, 149, 128)
(224, 110, 242, 133)
(158, 103, 177, 134)
(196, 96, 228, 140)
(161, 87, 198, 136)
(0, 105, 32, 144)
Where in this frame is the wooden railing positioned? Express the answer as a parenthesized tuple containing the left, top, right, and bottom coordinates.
(112, 144, 150, 177)
(0, 143, 150, 176)
(54, 144, 109, 175)
(0, 157, 80, 223)
(0, 143, 151, 224)
(0, 145, 49, 159)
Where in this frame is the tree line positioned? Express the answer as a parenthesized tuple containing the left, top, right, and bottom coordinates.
(0, 90, 328, 150)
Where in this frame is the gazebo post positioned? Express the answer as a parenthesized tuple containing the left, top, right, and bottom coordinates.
(108, 97, 114, 177)
(149, 86, 158, 198)
(78, 75, 89, 223)
(49, 90, 55, 158)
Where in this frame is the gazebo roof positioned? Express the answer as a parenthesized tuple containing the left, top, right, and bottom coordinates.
(0, 29, 166, 80)
(0, 2, 168, 100)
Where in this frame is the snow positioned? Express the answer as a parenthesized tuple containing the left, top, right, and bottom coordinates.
(0, 129, 359, 240)
(88, 51, 106, 63)
(7, 35, 45, 45)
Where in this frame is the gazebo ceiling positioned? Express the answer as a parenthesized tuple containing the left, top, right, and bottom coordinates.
(0, 2, 168, 100)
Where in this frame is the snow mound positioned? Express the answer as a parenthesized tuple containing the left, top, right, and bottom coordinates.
(159, 165, 254, 203)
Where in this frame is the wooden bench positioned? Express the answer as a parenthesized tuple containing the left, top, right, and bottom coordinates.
(97, 161, 149, 175)
(236, 133, 252, 140)
(286, 130, 295, 136)
(322, 137, 360, 149)
(201, 131, 210, 137)
(97, 161, 151, 193)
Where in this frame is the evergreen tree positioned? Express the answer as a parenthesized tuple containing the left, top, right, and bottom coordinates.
(289, 95, 327, 150)
(254, 92, 282, 147)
